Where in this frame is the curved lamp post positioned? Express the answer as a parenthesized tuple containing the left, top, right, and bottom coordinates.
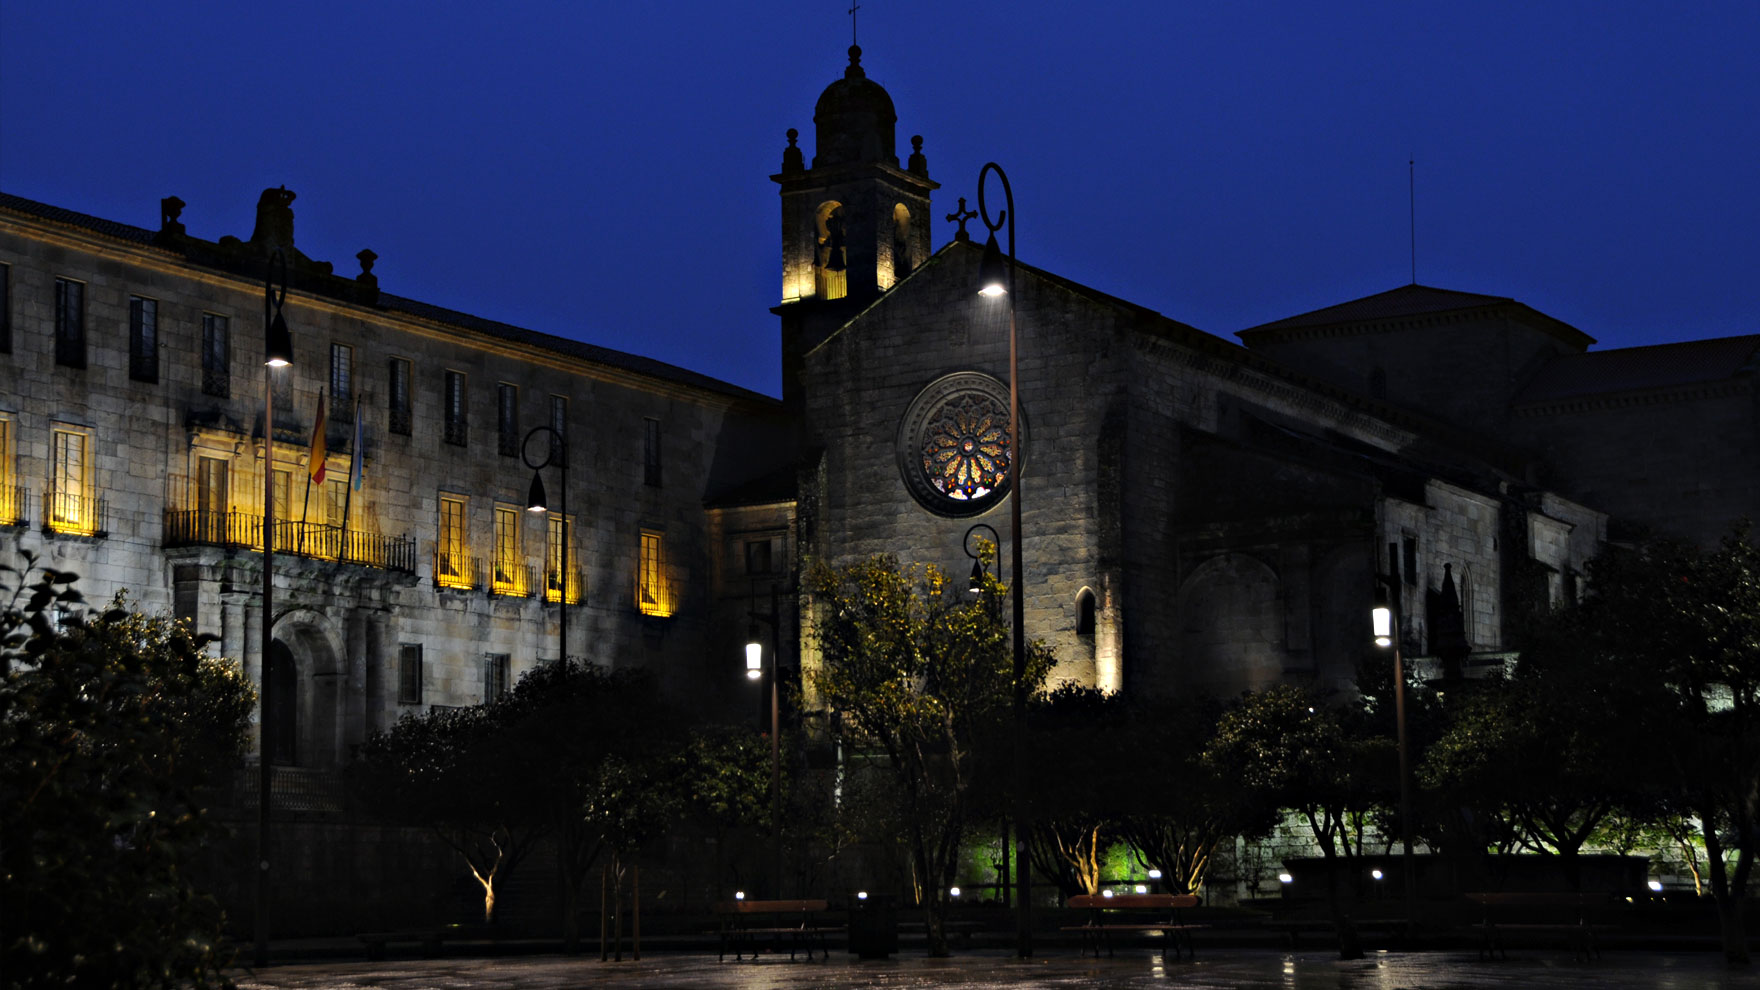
(1372, 577, 1417, 933)
(976, 161, 1031, 957)
(522, 426, 569, 668)
(256, 247, 292, 968)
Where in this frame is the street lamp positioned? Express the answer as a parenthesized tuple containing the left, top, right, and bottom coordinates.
(745, 587, 784, 897)
(963, 523, 1000, 595)
(256, 247, 292, 968)
(522, 425, 569, 669)
(976, 160, 1031, 957)
(1372, 577, 1417, 933)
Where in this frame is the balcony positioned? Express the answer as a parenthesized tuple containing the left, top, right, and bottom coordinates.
(46, 489, 107, 537)
(434, 549, 479, 591)
(491, 560, 538, 598)
(0, 485, 27, 527)
(163, 508, 417, 572)
(544, 566, 584, 604)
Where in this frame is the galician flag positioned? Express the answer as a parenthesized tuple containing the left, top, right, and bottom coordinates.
(349, 396, 365, 491)
(308, 389, 327, 485)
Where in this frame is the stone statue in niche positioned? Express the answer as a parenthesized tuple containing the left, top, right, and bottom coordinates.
(822, 207, 847, 272)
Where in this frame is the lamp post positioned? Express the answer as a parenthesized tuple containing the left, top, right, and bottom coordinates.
(1372, 576, 1417, 934)
(255, 247, 293, 968)
(976, 161, 1031, 957)
(745, 586, 783, 897)
(522, 426, 569, 668)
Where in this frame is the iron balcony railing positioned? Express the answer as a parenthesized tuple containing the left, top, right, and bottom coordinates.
(544, 566, 584, 604)
(46, 488, 107, 537)
(163, 508, 417, 573)
(490, 560, 538, 598)
(0, 485, 28, 527)
(434, 549, 480, 591)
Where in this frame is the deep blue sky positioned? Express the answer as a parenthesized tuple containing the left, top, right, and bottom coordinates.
(3, 2, 1754, 398)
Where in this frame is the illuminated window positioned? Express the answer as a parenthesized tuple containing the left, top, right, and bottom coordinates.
(443, 370, 467, 446)
(54, 278, 85, 368)
(330, 343, 353, 405)
(437, 495, 471, 588)
(49, 427, 96, 535)
(815, 201, 848, 300)
(493, 505, 523, 595)
(643, 418, 661, 487)
(389, 358, 412, 436)
(497, 383, 518, 457)
(549, 395, 568, 466)
(637, 529, 671, 616)
(0, 416, 17, 526)
(892, 202, 913, 280)
(128, 296, 158, 383)
(398, 644, 423, 705)
(201, 314, 230, 397)
(196, 455, 228, 543)
(545, 514, 578, 603)
(484, 653, 510, 702)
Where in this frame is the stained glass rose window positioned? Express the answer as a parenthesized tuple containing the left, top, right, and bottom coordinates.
(897, 372, 1026, 517)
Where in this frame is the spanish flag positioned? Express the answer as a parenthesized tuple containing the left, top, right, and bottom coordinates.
(308, 389, 327, 485)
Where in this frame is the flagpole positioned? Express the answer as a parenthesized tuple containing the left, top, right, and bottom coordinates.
(340, 395, 361, 562)
(298, 387, 324, 554)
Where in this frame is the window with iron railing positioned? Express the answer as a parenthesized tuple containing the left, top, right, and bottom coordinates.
(637, 529, 671, 616)
(49, 428, 101, 536)
(0, 416, 21, 527)
(497, 383, 518, 457)
(0, 262, 11, 354)
(492, 505, 528, 596)
(545, 514, 579, 603)
(437, 495, 472, 589)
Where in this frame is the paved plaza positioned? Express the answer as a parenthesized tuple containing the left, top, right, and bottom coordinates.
(232, 948, 1760, 989)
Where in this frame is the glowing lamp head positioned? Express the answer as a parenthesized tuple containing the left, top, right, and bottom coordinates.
(1648, 880, 1663, 892)
(1134, 885, 1147, 894)
(526, 472, 548, 513)
(949, 886, 961, 898)
(745, 635, 762, 679)
(857, 890, 868, 900)
(1372, 603, 1394, 648)
(265, 311, 293, 367)
(977, 232, 1008, 297)
(734, 890, 745, 901)
(1278, 873, 1294, 884)
(1101, 889, 1114, 898)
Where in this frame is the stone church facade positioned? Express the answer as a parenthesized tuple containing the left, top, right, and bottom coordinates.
(1, 44, 1756, 921)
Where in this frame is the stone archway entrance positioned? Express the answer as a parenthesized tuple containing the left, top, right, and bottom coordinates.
(270, 614, 347, 768)
(267, 641, 298, 765)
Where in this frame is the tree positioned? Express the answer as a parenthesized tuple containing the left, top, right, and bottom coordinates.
(1207, 683, 1392, 959)
(807, 554, 1053, 956)
(1521, 527, 1760, 965)
(1, 558, 254, 989)
(352, 703, 546, 926)
(1020, 685, 1127, 897)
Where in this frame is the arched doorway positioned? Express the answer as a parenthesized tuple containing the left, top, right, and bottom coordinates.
(267, 640, 298, 766)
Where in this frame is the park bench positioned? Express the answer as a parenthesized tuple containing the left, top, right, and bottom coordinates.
(1465, 891, 1613, 961)
(1062, 893, 1204, 961)
(713, 898, 842, 961)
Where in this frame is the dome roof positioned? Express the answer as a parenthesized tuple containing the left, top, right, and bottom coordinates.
(813, 46, 897, 167)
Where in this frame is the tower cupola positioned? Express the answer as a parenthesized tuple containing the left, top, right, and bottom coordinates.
(813, 46, 897, 167)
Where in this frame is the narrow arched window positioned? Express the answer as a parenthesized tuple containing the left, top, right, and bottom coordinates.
(1076, 589, 1096, 636)
(892, 203, 913, 280)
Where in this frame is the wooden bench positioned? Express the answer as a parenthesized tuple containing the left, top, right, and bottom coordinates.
(713, 898, 842, 961)
(1465, 891, 1611, 961)
(1062, 893, 1204, 961)
(356, 930, 443, 960)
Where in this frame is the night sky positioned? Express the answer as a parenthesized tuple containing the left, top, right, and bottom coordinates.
(3, 2, 1754, 398)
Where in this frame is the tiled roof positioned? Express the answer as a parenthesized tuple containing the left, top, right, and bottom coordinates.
(1516, 334, 1760, 404)
(1239, 284, 1516, 334)
(0, 191, 776, 406)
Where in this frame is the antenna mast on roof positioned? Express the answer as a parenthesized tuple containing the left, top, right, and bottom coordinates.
(1409, 158, 1417, 285)
(849, 2, 861, 45)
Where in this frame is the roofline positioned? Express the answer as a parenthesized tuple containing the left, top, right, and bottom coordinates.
(1237, 292, 1595, 351)
(0, 189, 781, 409)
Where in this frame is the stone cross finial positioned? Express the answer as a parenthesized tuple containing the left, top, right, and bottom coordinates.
(945, 197, 977, 243)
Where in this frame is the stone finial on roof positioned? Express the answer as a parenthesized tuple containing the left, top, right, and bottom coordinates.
(155, 195, 187, 245)
(908, 135, 927, 177)
(782, 128, 804, 173)
(356, 248, 380, 305)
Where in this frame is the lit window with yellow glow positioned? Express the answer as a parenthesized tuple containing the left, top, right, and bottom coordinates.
(0, 416, 19, 526)
(49, 428, 97, 535)
(437, 495, 472, 589)
(546, 514, 579, 604)
(493, 505, 524, 596)
(637, 529, 670, 616)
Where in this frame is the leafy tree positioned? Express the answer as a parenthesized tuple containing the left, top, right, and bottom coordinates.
(1521, 527, 1760, 964)
(352, 703, 546, 926)
(807, 554, 1053, 956)
(1207, 683, 1392, 958)
(2, 558, 254, 989)
(1116, 694, 1277, 897)
(672, 725, 773, 899)
(1021, 685, 1126, 897)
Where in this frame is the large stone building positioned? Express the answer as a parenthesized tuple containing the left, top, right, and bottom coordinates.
(1, 43, 1755, 919)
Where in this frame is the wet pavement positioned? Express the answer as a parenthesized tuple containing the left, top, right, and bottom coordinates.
(232, 948, 1760, 989)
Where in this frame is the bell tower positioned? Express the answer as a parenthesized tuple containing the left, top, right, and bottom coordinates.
(775, 46, 938, 405)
